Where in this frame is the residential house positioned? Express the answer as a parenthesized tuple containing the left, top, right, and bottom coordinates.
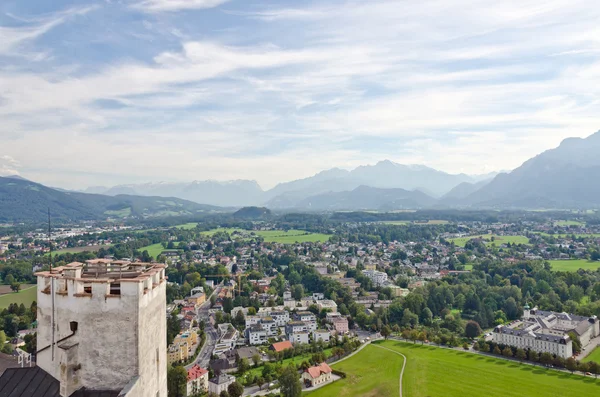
(332, 318, 349, 335)
(186, 365, 208, 396)
(312, 329, 331, 343)
(270, 341, 293, 353)
(208, 374, 236, 395)
(289, 331, 310, 345)
(302, 363, 333, 387)
(317, 300, 338, 313)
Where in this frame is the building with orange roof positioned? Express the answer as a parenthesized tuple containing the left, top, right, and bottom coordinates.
(302, 362, 332, 387)
(270, 340, 293, 353)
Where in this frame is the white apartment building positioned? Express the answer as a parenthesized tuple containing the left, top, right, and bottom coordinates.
(362, 269, 388, 287)
(317, 300, 338, 313)
(493, 306, 599, 359)
(245, 326, 268, 346)
(312, 329, 331, 343)
(294, 311, 317, 331)
(245, 315, 261, 328)
(289, 331, 310, 345)
(214, 324, 239, 355)
(269, 311, 290, 327)
(285, 321, 308, 335)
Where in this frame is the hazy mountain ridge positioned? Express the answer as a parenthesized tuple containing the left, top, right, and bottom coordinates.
(91, 161, 496, 209)
(464, 131, 600, 208)
(295, 185, 438, 211)
(0, 177, 221, 223)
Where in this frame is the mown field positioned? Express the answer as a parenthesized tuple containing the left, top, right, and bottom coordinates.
(311, 340, 600, 397)
(45, 244, 113, 256)
(383, 340, 600, 397)
(554, 220, 585, 226)
(305, 344, 402, 397)
(536, 232, 600, 238)
(175, 223, 199, 230)
(449, 234, 529, 247)
(200, 228, 332, 243)
(0, 286, 37, 309)
(550, 260, 600, 272)
(138, 242, 181, 258)
(381, 220, 449, 225)
(582, 346, 600, 363)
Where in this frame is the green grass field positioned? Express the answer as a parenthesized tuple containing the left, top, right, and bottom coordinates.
(537, 232, 600, 238)
(554, 220, 585, 227)
(45, 244, 113, 256)
(104, 208, 132, 217)
(175, 223, 198, 230)
(200, 228, 332, 243)
(0, 286, 37, 309)
(582, 346, 600, 363)
(374, 340, 600, 397)
(381, 220, 449, 225)
(138, 243, 181, 258)
(305, 345, 402, 397)
(449, 234, 529, 247)
(550, 260, 600, 272)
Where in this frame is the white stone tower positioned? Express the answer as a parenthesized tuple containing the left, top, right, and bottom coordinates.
(36, 259, 167, 397)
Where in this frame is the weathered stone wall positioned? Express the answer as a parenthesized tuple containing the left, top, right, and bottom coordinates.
(132, 274, 167, 397)
(37, 271, 167, 396)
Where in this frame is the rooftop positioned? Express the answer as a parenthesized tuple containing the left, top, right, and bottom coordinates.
(35, 260, 166, 282)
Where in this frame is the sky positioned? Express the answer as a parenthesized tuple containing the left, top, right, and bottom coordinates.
(1, 0, 599, 190)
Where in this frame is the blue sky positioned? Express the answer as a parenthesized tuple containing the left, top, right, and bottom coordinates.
(1, 0, 599, 190)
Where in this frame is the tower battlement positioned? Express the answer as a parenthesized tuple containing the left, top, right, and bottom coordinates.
(36, 260, 168, 397)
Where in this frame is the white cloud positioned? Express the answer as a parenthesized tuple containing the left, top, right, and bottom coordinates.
(1, 0, 600, 189)
(130, 0, 230, 13)
(0, 6, 97, 57)
(0, 155, 20, 176)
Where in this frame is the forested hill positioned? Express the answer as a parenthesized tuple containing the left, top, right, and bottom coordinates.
(0, 176, 223, 223)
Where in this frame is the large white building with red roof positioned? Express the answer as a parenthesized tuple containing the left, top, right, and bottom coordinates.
(186, 365, 208, 396)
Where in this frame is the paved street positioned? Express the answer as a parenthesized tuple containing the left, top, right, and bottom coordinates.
(186, 285, 221, 370)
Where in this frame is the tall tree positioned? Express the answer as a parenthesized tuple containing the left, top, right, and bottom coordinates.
(228, 382, 244, 397)
(566, 357, 578, 374)
(167, 366, 187, 397)
(279, 365, 302, 397)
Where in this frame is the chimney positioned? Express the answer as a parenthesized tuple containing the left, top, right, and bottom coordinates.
(58, 341, 80, 397)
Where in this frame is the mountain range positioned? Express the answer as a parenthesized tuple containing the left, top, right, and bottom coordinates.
(2, 130, 600, 222)
(85, 161, 498, 208)
(0, 176, 221, 223)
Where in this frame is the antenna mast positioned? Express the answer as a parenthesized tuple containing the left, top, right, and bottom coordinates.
(48, 208, 56, 361)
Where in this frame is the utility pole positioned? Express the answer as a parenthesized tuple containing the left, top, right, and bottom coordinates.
(48, 208, 55, 361)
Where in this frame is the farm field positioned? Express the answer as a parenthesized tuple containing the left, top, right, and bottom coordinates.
(0, 286, 37, 309)
(45, 244, 113, 256)
(549, 259, 600, 272)
(138, 243, 180, 258)
(175, 223, 198, 230)
(582, 346, 600, 363)
(449, 234, 529, 247)
(381, 220, 449, 225)
(550, 260, 600, 272)
(539, 233, 600, 238)
(379, 340, 600, 397)
(554, 220, 585, 226)
(200, 228, 332, 243)
(305, 344, 402, 397)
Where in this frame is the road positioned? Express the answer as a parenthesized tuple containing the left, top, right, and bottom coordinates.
(186, 285, 221, 370)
